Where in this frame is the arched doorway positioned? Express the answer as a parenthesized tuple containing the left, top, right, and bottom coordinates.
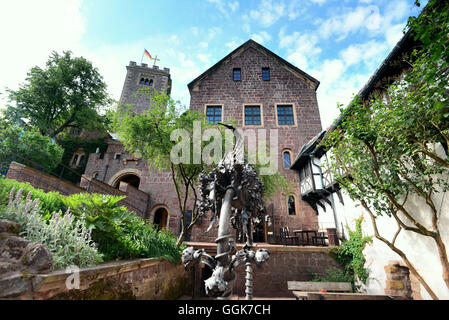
(114, 174, 140, 189)
(108, 169, 142, 189)
(153, 207, 169, 230)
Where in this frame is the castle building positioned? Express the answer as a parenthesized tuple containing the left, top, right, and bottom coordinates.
(82, 39, 323, 243)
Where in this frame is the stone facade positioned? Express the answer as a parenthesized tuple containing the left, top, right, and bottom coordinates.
(1, 257, 191, 300)
(189, 242, 341, 298)
(82, 40, 323, 242)
(0, 219, 53, 298)
(188, 40, 322, 241)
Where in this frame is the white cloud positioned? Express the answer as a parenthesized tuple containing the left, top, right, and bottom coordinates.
(251, 31, 272, 44)
(225, 40, 240, 49)
(248, 0, 286, 27)
(207, 0, 239, 16)
(340, 40, 388, 68)
(317, 5, 382, 40)
(0, 0, 85, 106)
(228, 1, 239, 12)
(207, 27, 223, 40)
(279, 29, 321, 70)
(385, 23, 405, 47)
(311, 0, 327, 4)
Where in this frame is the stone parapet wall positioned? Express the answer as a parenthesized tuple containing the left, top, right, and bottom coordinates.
(5, 162, 149, 219)
(188, 242, 341, 298)
(2, 258, 191, 300)
(6, 162, 85, 196)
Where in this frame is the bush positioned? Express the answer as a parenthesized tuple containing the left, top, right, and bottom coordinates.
(62, 193, 183, 263)
(0, 125, 64, 174)
(0, 188, 103, 269)
(329, 216, 373, 292)
(0, 177, 66, 220)
(309, 267, 353, 283)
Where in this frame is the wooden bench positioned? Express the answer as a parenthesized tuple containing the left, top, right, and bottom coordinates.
(287, 281, 408, 300)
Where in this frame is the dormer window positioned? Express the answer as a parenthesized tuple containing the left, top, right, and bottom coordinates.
(233, 68, 241, 81)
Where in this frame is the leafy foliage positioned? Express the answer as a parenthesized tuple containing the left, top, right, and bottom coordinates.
(309, 267, 353, 284)
(113, 90, 291, 246)
(6, 51, 111, 138)
(323, 1, 449, 295)
(330, 217, 372, 288)
(0, 178, 66, 220)
(0, 188, 103, 269)
(61, 193, 183, 263)
(0, 122, 64, 174)
(55, 134, 108, 184)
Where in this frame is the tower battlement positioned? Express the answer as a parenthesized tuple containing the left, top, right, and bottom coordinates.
(119, 61, 172, 114)
(128, 61, 170, 74)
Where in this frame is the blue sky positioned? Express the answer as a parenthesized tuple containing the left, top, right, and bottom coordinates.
(0, 0, 424, 128)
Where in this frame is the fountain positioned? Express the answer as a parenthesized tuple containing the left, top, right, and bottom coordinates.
(181, 124, 270, 300)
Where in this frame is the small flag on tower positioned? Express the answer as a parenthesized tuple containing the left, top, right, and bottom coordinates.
(144, 49, 152, 60)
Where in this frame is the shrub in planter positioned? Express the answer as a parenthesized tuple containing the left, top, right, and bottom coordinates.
(62, 193, 183, 263)
(0, 188, 103, 269)
(0, 178, 66, 220)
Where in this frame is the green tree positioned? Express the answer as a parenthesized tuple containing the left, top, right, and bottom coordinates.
(113, 90, 290, 247)
(6, 51, 111, 138)
(324, 0, 449, 299)
(0, 119, 64, 174)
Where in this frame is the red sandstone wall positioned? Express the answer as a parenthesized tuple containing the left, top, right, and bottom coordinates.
(6, 162, 85, 196)
(189, 45, 322, 241)
(191, 243, 342, 298)
(6, 161, 150, 219)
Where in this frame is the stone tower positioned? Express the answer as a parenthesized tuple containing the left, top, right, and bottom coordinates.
(119, 61, 172, 114)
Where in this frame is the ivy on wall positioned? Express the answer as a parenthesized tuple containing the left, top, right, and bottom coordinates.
(55, 134, 108, 184)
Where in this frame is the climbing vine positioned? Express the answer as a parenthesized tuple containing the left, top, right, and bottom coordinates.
(55, 134, 108, 183)
(330, 216, 372, 290)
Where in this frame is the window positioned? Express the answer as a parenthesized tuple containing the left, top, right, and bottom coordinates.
(233, 68, 241, 81)
(140, 78, 145, 84)
(114, 153, 121, 160)
(288, 195, 296, 215)
(283, 151, 291, 169)
(149, 79, 153, 86)
(206, 105, 222, 124)
(71, 154, 78, 167)
(93, 172, 99, 179)
(277, 105, 295, 125)
(244, 105, 261, 125)
(299, 161, 310, 181)
(262, 68, 270, 81)
(144, 79, 149, 85)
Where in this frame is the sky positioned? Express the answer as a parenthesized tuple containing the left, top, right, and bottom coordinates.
(0, 0, 424, 128)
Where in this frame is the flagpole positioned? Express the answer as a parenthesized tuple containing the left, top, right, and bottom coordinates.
(140, 50, 144, 64)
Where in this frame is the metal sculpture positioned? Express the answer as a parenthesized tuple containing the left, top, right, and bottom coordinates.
(182, 124, 270, 300)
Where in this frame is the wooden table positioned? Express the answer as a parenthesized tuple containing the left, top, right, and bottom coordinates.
(293, 230, 317, 246)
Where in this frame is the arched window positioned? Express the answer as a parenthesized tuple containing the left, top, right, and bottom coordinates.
(288, 195, 296, 215)
(93, 172, 99, 179)
(144, 78, 149, 85)
(149, 79, 153, 86)
(71, 154, 79, 167)
(283, 151, 291, 169)
(140, 78, 145, 84)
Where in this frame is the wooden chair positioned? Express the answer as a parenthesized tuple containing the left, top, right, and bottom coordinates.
(312, 231, 328, 246)
(280, 227, 300, 246)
